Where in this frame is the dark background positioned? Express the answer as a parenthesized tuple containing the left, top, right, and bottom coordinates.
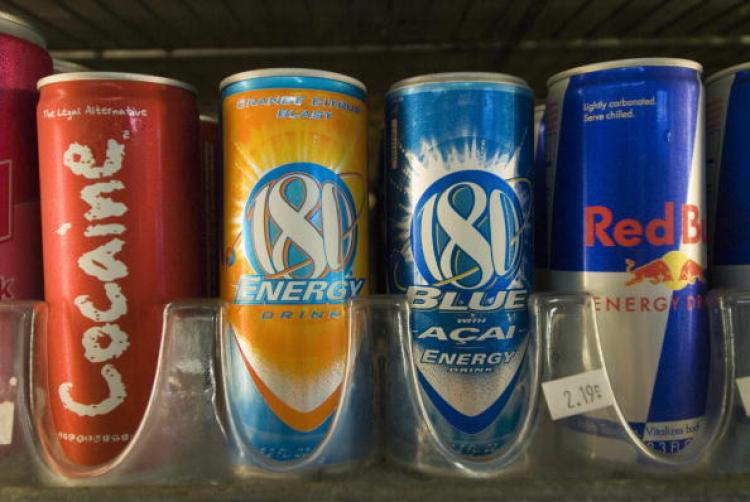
(8, 0, 750, 174)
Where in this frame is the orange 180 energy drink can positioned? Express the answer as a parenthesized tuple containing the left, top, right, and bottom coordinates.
(37, 72, 203, 467)
(220, 69, 369, 462)
(547, 59, 707, 456)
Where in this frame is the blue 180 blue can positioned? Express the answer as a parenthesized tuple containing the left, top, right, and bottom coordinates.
(707, 63, 750, 288)
(384, 73, 534, 458)
(547, 59, 707, 456)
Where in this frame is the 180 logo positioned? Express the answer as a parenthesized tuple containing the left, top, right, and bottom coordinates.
(244, 163, 358, 280)
(412, 170, 523, 290)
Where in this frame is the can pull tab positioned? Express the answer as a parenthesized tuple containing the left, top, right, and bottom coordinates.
(531, 292, 733, 469)
(389, 297, 541, 477)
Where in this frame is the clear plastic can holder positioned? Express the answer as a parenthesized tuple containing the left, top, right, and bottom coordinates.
(0, 299, 376, 486)
(710, 289, 750, 474)
(0, 301, 221, 485)
(0, 297, 377, 485)
(530, 292, 733, 475)
(382, 296, 541, 478)
(220, 297, 376, 477)
(24, 299, 226, 486)
(0, 301, 42, 485)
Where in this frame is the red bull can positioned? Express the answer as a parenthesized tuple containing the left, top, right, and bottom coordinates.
(707, 63, 750, 288)
(0, 12, 51, 301)
(547, 59, 707, 455)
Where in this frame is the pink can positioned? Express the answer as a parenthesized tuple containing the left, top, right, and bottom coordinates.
(0, 12, 52, 300)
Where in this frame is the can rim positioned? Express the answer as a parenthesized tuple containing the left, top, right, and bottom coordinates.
(52, 59, 90, 74)
(37, 72, 197, 94)
(547, 58, 703, 87)
(0, 11, 46, 48)
(387, 72, 531, 94)
(219, 68, 366, 93)
(199, 114, 218, 123)
(705, 62, 750, 85)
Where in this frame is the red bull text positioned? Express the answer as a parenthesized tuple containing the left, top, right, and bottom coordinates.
(547, 59, 707, 455)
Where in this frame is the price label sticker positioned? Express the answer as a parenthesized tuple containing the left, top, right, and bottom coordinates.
(736, 376, 750, 416)
(542, 369, 615, 420)
(0, 401, 14, 445)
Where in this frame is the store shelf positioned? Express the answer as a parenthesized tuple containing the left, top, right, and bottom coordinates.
(6, 0, 749, 176)
(1, 464, 749, 501)
(5, 0, 744, 179)
(2, 0, 750, 109)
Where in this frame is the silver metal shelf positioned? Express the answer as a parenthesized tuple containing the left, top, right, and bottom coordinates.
(0, 465, 749, 501)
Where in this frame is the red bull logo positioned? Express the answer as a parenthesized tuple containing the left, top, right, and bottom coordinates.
(585, 202, 705, 248)
(678, 259, 704, 284)
(624, 258, 671, 286)
(624, 250, 703, 291)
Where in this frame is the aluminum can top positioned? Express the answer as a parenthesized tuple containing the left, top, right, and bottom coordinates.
(219, 67, 366, 94)
(388, 71, 530, 95)
(37, 71, 197, 94)
(548, 58, 702, 88)
(705, 62, 750, 86)
(0, 11, 45, 48)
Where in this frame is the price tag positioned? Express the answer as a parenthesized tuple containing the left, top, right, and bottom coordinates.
(736, 376, 750, 416)
(542, 369, 615, 420)
(0, 401, 14, 445)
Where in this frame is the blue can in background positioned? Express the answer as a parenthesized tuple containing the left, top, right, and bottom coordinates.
(707, 63, 750, 288)
(384, 73, 534, 458)
(547, 59, 707, 455)
(534, 104, 548, 290)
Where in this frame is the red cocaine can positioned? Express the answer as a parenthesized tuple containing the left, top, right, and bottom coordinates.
(37, 72, 203, 466)
(0, 12, 51, 300)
